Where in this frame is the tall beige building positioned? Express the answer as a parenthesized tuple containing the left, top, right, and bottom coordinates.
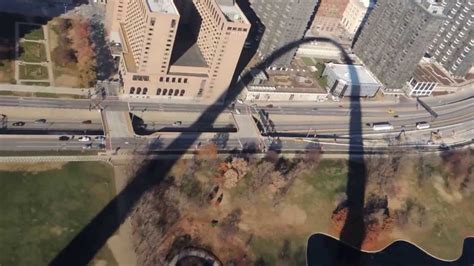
(105, 0, 250, 103)
(341, 0, 372, 36)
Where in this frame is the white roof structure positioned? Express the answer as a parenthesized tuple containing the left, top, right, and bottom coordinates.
(326, 63, 380, 85)
(146, 0, 178, 14)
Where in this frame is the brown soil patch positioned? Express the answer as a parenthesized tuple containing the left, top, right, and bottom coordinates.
(278, 204, 307, 225)
(55, 74, 80, 87)
(0, 162, 65, 172)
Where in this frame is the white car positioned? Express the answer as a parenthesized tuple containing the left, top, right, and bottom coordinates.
(78, 136, 91, 142)
(237, 99, 244, 104)
(234, 108, 241, 114)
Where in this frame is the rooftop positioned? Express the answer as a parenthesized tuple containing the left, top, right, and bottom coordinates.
(146, 0, 178, 14)
(325, 63, 380, 85)
(216, 0, 246, 23)
(413, 63, 456, 85)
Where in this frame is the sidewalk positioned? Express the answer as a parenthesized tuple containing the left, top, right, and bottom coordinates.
(0, 84, 91, 95)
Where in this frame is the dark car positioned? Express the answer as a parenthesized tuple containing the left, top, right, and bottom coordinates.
(35, 119, 47, 123)
(59, 136, 70, 141)
(82, 120, 92, 124)
(12, 121, 25, 126)
(266, 104, 274, 108)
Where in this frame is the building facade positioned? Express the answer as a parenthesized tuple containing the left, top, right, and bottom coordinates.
(323, 63, 382, 97)
(341, 0, 372, 36)
(427, 0, 473, 78)
(249, 0, 319, 67)
(311, 0, 349, 34)
(105, 0, 250, 103)
(353, 0, 445, 89)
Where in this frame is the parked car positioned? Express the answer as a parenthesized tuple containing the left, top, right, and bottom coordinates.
(97, 143, 106, 149)
(12, 121, 25, 126)
(95, 136, 106, 141)
(34, 119, 47, 123)
(266, 104, 274, 108)
(82, 120, 92, 124)
(78, 136, 91, 142)
(234, 108, 241, 115)
(172, 121, 182, 126)
(59, 136, 70, 141)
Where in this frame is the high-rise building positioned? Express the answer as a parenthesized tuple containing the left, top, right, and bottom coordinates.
(341, 0, 373, 36)
(353, 0, 445, 89)
(311, 0, 349, 34)
(249, 0, 319, 67)
(105, 0, 250, 103)
(427, 0, 473, 78)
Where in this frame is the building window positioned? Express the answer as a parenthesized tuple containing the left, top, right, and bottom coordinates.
(180, 90, 185, 96)
(171, 19, 176, 28)
(168, 89, 173, 96)
(178, 78, 182, 83)
(136, 87, 142, 94)
(163, 89, 168, 95)
(172, 77, 176, 83)
(159, 77, 164, 82)
(157, 88, 162, 95)
(143, 88, 148, 94)
(130, 87, 135, 94)
(184, 78, 188, 83)
(166, 77, 170, 82)
(174, 89, 179, 96)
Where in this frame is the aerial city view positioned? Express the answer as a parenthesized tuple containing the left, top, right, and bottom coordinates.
(0, 0, 473, 265)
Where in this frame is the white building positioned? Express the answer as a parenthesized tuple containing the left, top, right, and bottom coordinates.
(323, 63, 382, 97)
(341, 0, 373, 36)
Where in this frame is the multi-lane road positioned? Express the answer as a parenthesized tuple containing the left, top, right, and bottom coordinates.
(0, 89, 473, 154)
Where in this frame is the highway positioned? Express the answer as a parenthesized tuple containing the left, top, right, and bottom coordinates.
(0, 89, 473, 154)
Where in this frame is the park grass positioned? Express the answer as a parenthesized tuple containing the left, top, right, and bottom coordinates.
(0, 161, 116, 265)
(300, 57, 328, 88)
(0, 59, 15, 84)
(163, 154, 474, 263)
(19, 64, 48, 80)
(19, 41, 47, 63)
(19, 24, 45, 40)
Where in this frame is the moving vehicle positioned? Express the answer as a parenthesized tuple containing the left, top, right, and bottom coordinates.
(34, 119, 47, 123)
(82, 143, 92, 149)
(82, 120, 92, 124)
(372, 122, 394, 131)
(416, 122, 430, 130)
(172, 121, 182, 126)
(78, 136, 91, 142)
(58, 136, 70, 141)
(12, 121, 25, 126)
(234, 108, 241, 114)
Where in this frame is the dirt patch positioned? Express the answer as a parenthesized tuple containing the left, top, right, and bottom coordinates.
(0, 162, 65, 173)
(278, 204, 307, 225)
(433, 175, 463, 203)
(55, 74, 80, 88)
(50, 225, 64, 236)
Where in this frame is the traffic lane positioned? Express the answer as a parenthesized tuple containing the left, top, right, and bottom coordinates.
(110, 136, 244, 151)
(0, 139, 106, 151)
(5, 121, 103, 130)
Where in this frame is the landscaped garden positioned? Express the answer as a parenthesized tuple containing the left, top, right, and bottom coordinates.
(0, 161, 117, 265)
(18, 41, 47, 63)
(19, 64, 48, 80)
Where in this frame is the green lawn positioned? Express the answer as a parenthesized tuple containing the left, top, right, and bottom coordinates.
(19, 41, 47, 63)
(301, 57, 328, 88)
(301, 57, 315, 66)
(0, 162, 117, 265)
(19, 64, 48, 80)
(19, 24, 45, 40)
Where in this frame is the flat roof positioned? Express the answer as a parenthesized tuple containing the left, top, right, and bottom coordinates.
(170, 26, 208, 68)
(216, 0, 247, 23)
(326, 63, 380, 85)
(146, 0, 178, 14)
(413, 63, 455, 85)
